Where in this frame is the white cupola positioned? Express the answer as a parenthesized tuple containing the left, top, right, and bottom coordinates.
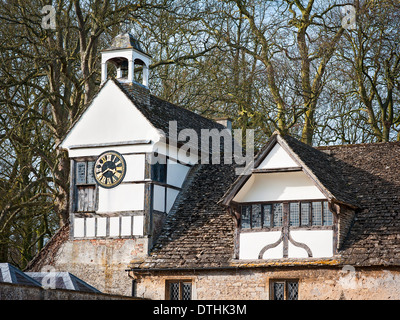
(101, 33, 151, 87)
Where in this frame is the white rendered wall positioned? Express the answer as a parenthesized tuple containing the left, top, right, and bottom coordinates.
(67, 144, 153, 159)
(257, 143, 299, 169)
(97, 183, 145, 212)
(133, 216, 144, 235)
(153, 141, 199, 166)
(150, 150, 192, 214)
(73, 215, 144, 238)
(60, 81, 161, 150)
(153, 185, 165, 212)
(109, 217, 120, 237)
(239, 230, 333, 260)
(86, 218, 95, 237)
(124, 154, 145, 182)
(239, 231, 282, 260)
(153, 186, 180, 214)
(233, 171, 326, 203)
(73, 218, 85, 238)
(289, 230, 333, 258)
(97, 217, 107, 236)
(166, 188, 180, 213)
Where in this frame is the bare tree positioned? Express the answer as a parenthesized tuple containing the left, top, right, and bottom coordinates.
(198, 0, 347, 145)
(338, 0, 400, 142)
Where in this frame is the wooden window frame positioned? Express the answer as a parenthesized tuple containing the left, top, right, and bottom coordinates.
(73, 159, 98, 213)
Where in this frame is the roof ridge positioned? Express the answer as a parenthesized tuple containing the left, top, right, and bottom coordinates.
(115, 79, 224, 131)
(279, 134, 359, 207)
(316, 140, 400, 150)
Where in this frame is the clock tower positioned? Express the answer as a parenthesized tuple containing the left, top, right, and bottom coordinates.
(53, 33, 196, 295)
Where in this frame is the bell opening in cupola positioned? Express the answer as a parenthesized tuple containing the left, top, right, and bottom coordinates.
(101, 33, 151, 87)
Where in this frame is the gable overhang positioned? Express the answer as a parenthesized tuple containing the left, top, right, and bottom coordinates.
(58, 79, 111, 151)
(58, 79, 164, 152)
(220, 132, 356, 210)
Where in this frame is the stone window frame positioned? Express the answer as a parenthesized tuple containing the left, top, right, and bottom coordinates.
(269, 279, 299, 300)
(165, 279, 193, 300)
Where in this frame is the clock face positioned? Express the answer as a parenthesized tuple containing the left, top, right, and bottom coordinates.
(94, 151, 126, 188)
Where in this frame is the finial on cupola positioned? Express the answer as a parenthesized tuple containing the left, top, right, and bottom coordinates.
(101, 33, 151, 87)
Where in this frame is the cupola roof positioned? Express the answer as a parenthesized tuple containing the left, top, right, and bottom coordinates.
(106, 33, 144, 53)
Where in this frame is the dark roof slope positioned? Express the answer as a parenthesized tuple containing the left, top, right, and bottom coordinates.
(0, 263, 41, 287)
(131, 163, 237, 270)
(115, 80, 225, 139)
(26, 272, 101, 293)
(281, 134, 358, 207)
(316, 142, 400, 266)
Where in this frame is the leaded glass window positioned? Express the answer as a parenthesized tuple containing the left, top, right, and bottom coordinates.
(287, 281, 299, 300)
(240, 201, 331, 229)
(169, 282, 180, 300)
(289, 202, 300, 227)
(301, 202, 310, 226)
(270, 280, 299, 300)
(273, 203, 283, 227)
(312, 202, 322, 226)
(263, 204, 272, 227)
(241, 206, 251, 229)
(323, 202, 333, 226)
(167, 281, 192, 300)
(252, 204, 262, 228)
(182, 283, 192, 300)
(273, 282, 285, 300)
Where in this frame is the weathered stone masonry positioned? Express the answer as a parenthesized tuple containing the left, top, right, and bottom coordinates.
(132, 267, 400, 300)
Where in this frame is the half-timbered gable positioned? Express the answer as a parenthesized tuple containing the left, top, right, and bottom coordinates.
(223, 133, 342, 261)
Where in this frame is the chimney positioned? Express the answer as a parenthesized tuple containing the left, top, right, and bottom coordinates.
(215, 117, 232, 131)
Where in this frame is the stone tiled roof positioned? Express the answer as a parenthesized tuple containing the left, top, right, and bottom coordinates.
(131, 135, 400, 270)
(114, 80, 225, 140)
(280, 134, 358, 207)
(131, 163, 238, 270)
(315, 142, 400, 266)
(49, 78, 400, 270)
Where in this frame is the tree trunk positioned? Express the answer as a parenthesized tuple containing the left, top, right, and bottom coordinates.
(54, 148, 70, 226)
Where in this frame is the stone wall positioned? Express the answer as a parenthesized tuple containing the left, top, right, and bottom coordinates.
(0, 282, 141, 300)
(28, 237, 149, 296)
(133, 267, 400, 300)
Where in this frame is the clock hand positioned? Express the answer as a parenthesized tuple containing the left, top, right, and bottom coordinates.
(102, 167, 116, 174)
